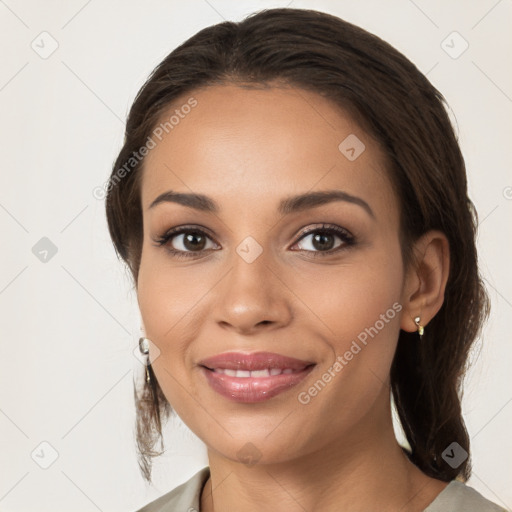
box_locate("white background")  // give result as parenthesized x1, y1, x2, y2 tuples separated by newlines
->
(0, 1, 511, 510)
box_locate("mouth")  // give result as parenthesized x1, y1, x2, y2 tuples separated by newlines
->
(198, 351, 316, 403)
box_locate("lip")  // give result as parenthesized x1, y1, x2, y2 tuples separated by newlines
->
(199, 351, 315, 371)
(199, 351, 316, 403)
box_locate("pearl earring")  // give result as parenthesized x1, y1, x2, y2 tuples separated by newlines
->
(138, 337, 151, 384)
(414, 317, 424, 340)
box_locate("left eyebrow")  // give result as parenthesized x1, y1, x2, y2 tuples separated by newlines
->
(278, 190, 375, 219)
(148, 189, 374, 219)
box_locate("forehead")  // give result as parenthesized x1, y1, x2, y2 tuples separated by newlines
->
(140, 84, 397, 222)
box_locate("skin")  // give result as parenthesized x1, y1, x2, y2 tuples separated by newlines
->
(136, 84, 451, 512)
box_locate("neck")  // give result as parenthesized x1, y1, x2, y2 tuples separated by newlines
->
(200, 391, 448, 512)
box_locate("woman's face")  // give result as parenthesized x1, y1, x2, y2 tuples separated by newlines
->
(137, 84, 408, 464)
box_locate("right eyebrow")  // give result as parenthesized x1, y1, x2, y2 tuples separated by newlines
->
(149, 191, 218, 213)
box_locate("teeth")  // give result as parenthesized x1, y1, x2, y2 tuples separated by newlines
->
(251, 369, 271, 377)
(213, 368, 299, 377)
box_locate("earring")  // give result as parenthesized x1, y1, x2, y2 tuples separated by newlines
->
(414, 317, 424, 340)
(139, 337, 150, 355)
(138, 337, 151, 384)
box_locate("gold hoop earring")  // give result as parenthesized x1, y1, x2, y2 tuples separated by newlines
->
(414, 317, 424, 340)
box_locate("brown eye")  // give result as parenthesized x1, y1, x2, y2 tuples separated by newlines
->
(167, 230, 216, 253)
(179, 232, 207, 251)
(154, 226, 219, 259)
(293, 226, 354, 254)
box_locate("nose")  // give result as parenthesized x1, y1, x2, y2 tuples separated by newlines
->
(212, 250, 293, 335)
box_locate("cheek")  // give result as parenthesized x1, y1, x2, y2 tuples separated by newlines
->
(327, 260, 403, 410)
(333, 264, 403, 351)
(342, 255, 402, 365)
(137, 248, 210, 340)
(136, 250, 215, 402)
(291, 239, 404, 398)
(295, 237, 403, 341)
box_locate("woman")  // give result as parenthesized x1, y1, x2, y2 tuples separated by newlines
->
(105, 8, 506, 512)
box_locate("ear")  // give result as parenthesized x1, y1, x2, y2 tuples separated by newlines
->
(400, 230, 450, 333)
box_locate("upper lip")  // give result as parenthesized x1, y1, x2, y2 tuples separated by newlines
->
(199, 351, 315, 371)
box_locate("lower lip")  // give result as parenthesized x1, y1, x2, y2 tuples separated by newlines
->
(200, 365, 315, 403)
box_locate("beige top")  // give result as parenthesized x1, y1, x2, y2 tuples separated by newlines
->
(134, 466, 508, 512)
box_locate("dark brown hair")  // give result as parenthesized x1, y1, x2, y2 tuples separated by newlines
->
(105, 8, 489, 484)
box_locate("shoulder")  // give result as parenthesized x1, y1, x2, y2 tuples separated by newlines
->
(133, 466, 210, 512)
(424, 480, 508, 512)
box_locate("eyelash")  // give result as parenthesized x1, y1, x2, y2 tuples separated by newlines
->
(153, 224, 356, 260)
